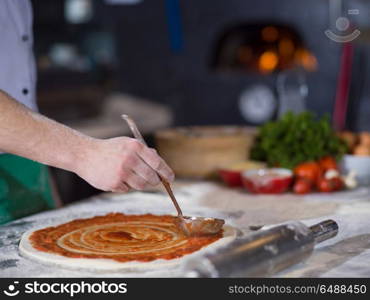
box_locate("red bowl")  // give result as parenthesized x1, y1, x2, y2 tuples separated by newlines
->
(241, 168, 293, 194)
(219, 169, 243, 187)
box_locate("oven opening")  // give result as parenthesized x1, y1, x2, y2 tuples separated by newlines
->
(211, 23, 318, 74)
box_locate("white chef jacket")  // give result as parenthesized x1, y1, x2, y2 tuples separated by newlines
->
(0, 0, 37, 111)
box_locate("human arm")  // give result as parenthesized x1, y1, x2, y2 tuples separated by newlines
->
(0, 89, 174, 192)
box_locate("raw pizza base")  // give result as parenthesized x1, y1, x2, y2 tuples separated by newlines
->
(19, 225, 237, 272)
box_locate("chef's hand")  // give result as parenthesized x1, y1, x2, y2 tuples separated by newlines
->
(75, 137, 174, 192)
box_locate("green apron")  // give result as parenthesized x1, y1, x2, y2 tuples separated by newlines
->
(0, 154, 55, 225)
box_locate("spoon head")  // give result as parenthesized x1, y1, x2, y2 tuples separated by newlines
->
(175, 216, 225, 236)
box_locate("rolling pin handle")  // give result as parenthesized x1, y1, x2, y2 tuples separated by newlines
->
(309, 219, 338, 244)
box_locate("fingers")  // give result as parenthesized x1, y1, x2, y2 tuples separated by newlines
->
(137, 147, 175, 182)
(81, 137, 172, 193)
(112, 182, 130, 193)
(131, 153, 161, 186)
(111, 137, 175, 191)
(122, 168, 151, 190)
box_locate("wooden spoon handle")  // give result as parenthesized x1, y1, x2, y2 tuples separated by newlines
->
(122, 114, 183, 217)
(159, 176, 183, 216)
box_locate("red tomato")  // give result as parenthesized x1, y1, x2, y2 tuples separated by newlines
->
(318, 156, 338, 171)
(331, 177, 344, 190)
(294, 162, 322, 182)
(317, 178, 332, 192)
(293, 178, 312, 194)
(317, 177, 343, 193)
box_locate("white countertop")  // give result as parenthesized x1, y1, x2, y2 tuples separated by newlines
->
(1, 181, 370, 277)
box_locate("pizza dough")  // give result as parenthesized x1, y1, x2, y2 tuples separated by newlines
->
(19, 213, 237, 271)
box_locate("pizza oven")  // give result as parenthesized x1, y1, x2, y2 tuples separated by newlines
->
(209, 22, 317, 124)
(211, 23, 317, 74)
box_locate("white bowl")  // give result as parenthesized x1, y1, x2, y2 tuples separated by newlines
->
(340, 154, 370, 186)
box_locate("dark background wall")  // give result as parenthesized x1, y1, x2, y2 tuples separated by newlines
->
(32, 0, 370, 128)
(106, 0, 343, 126)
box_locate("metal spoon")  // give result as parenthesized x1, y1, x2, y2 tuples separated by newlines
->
(121, 114, 225, 236)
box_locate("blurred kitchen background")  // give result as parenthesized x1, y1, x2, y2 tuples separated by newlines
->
(31, 0, 370, 203)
